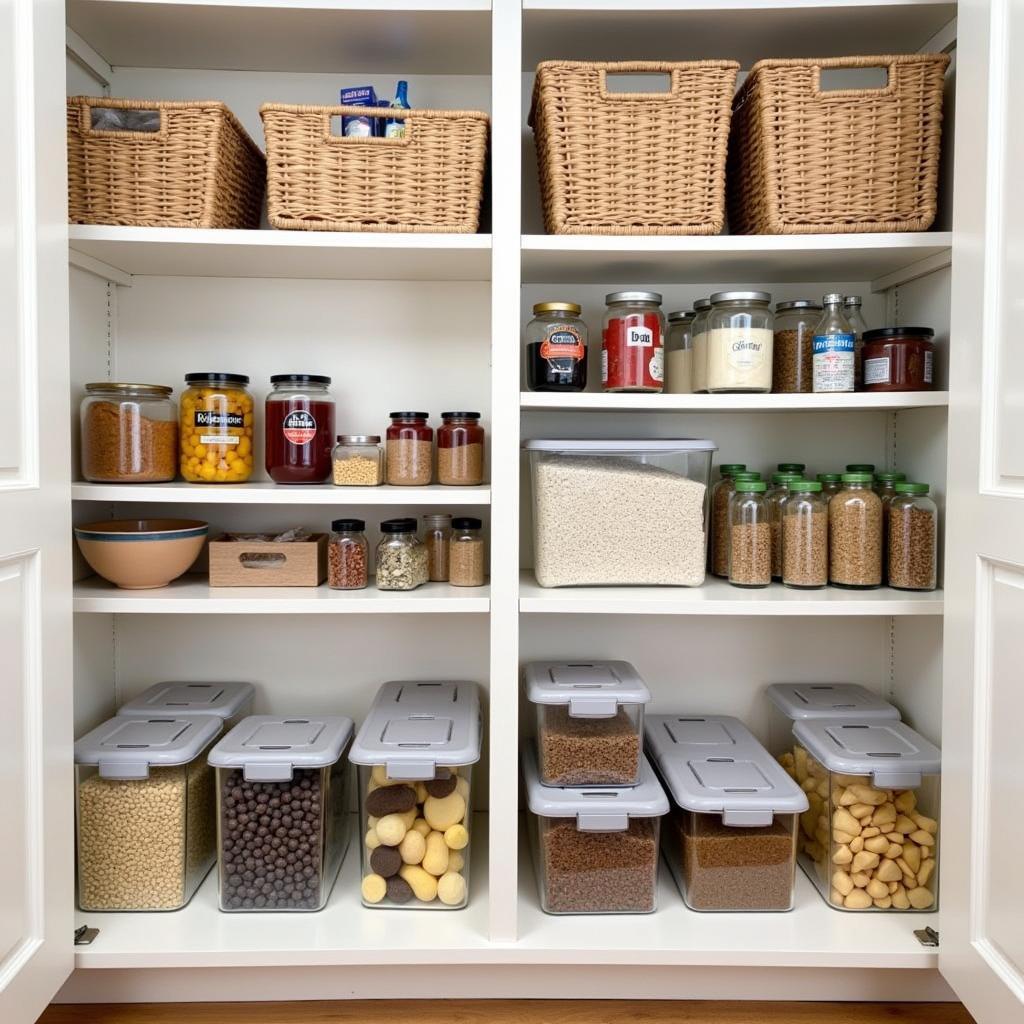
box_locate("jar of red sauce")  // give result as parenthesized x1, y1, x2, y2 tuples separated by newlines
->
(437, 412, 484, 486)
(602, 291, 665, 392)
(265, 374, 335, 484)
(861, 328, 935, 392)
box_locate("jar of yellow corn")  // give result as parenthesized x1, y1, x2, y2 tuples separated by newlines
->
(179, 373, 254, 483)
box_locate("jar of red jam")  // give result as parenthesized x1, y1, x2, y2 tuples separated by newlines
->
(601, 291, 665, 393)
(265, 374, 335, 484)
(861, 328, 935, 392)
(386, 412, 433, 486)
(437, 412, 484, 486)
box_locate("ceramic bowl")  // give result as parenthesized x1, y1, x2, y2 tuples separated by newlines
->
(74, 519, 208, 590)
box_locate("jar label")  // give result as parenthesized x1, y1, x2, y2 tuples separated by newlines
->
(649, 348, 664, 382)
(812, 332, 855, 392)
(603, 313, 663, 390)
(726, 331, 768, 371)
(863, 355, 891, 385)
(200, 434, 239, 446)
(626, 324, 654, 348)
(924, 350, 933, 384)
(194, 410, 243, 429)
(601, 347, 608, 384)
(540, 325, 584, 362)
(282, 409, 317, 446)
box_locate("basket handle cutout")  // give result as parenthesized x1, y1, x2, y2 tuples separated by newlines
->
(815, 64, 893, 97)
(323, 109, 413, 146)
(84, 104, 165, 138)
(237, 552, 287, 570)
(599, 67, 680, 101)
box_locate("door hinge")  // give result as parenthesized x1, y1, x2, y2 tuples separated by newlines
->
(74, 924, 99, 945)
(914, 925, 939, 947)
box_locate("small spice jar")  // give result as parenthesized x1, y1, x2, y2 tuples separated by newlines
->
(772, 300, 820, 394)
(81, 383, 177, 483)
(817, 473, 843, 501)
(711, 468, 758, 578)
(862, 328, 935, 392)
(449, 517, 485, 587)
(332, 435, 384, 486)
(888, 483, 938, 591)
(707, 291, 774, 393)
(829, 473, 883, 589)
(782, 481, 828, 590)
(729, 479, 771, 588)
(328, 518, 369, 591)
(526, 302, 588, 392)
(601, 291, 665, 393)
(766, 472, 803, 580)
(422, 513, 452, 582)
(437, 412, 485, 486)
(375, 517, 428, 591)
(180, 373, 254, 483)
(689, 298, 712, 393)
(265, 374, 335, 484)
(386, 412, 433, 486)
(664, 310, 695, 394)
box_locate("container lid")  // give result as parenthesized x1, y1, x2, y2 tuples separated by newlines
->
(894, 482, 930, 494)
(844, 295, 863, 305)
(533, 301, 581, 315)
(389, 411, 429, 419)
(208, 715, 354, 782)
(841, 472, 873, 483)
(863, 327, 935, 341)
(523, 742, 668, 831)
(452, 516, 482, 530)
(693, 298, 712, 311)
(605, 290, 662, 304)
(846, 464, 875, 473)
(735, 480, 766, 492)
(184, 372, 249, 385)
(645, 715, 808, 826)
(85, 382, 172, 396)
(874, 472, 907, 482)
(792, 719, 941, 788)
(709, 290, 771, 303)
(667, 310, 694, 323)
(790, 480, 822, 492)
(331, 518, 365, 532)
(817, 473, 842, 482)
(441, 411, 481, 419)
(777, 463, 805, 472)
(718, 463, 747, 475)
(349, 680, 482, 779)
(775, 300, 821, 312)
(380, 517, 417, 533)
(522, 438, 716, 453)
(269, 373, 331, 385)
(117, 681, 254, 721)
(523, 661, 651, 717)
(75, 714, 223, 779)
(770, 472, 802, 484)
(336, 434, 381, 444)
(766, 683, 901, 723)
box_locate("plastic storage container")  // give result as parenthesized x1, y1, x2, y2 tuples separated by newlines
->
(208, 715, 354, 911)
(646, 714, 808, 912)
(791, 718, 940, 912)
(117, 681, 255, 731)
(524, 439, 716, 587)
(74, 714, 222, 911)
(524, 660, 651, 787)
(350, 680, 481, 909)
(523, 742, 667, 915)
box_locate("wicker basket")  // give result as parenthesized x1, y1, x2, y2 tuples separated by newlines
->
(529, 61, 740, 235)
(727, 55, 950, 235)
(67, 97, 265, 229)
(260, 104, 489, 233)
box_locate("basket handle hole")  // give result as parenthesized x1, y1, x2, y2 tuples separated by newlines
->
(603, 72, 674, 96)
(818, 66, 889, 93)
(90, 107, 161, 133)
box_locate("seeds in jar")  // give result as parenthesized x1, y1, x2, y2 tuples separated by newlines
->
(783, 507, 828, 588)
(376, 541, 429, 590)
(82, 398, 178, 483)
(829, 480, 882, 588)
(333, 454, 382, 485)
(328, 536, 368, 590)
(729, 522, 771, 586)
(539, 706, 640, 787)
(438, 443, 483, 486)
(450, 535, 485, 587)
(889, 504, 937, 590)
(386, 439, 433, 486)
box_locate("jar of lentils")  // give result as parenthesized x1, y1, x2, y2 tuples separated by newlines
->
(829, 473, 883, 589)
(450, 517, 485, 587)
(422, 513, 452, 583)
(729, 480, 771, 588)
(437, 412, 485, 486)
(817, 473, 843, 501)
(601, 291, 665, 392)
(888, 483, 938, 591)
(766, 472, 803, 580)
(328, 518, 368, 591)
(772, 300, 820, 394)
(782, 481, 828, 589)
(712, 468, 758, 578)
(332, 435, 384, 486)
(386, 412, 433, 486)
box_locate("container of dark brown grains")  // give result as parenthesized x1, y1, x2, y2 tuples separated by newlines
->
(646, 714, 808, 912)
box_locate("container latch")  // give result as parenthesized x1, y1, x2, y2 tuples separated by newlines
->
(721, 809, 774, 827)
(98, 760, 149, 780)
(576, 812, 629, 832)
(386, 759, 436, 781)
(243, 763, 294, 783)
(568, 696, 618, 718)
(871, 771, 923, 789)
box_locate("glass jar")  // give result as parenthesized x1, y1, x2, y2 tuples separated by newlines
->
(450, 517, 485, 587)
(843, 295, 869, 389)
(817, 473, 843, 501)
(332, 434, 384, 486)
(874, 471, 907, 500)
(729, 479, 771, 588)
(664, 310, 695, 394)
(777, 463, 805, 476)
(422, 513, 452, 583)
(847, 463, 875, 474)
(811, 294, 856, 394)
(782, 481, 828, 589)
(526, 301, 588, 392)
(437, 412, 485, 486)
(180, 373, 254, 483)
(829, 473, 883, 589)
(375, 518, 429, 590)
(328, 518, 369, 591)
(862, 328, 936, 392)
(888, 483, 938, 591)
(767, 472, 803, 580)
(772, 300, 820, 394)
(265, 374, 335, 484)
(81, 382, 177, 483)
(689, 298, 712, 393)
(706, 291, 774, 393)
(711, 468, 758, 578)
(601, 291, 665, 392)
(386, 412, 433, 486)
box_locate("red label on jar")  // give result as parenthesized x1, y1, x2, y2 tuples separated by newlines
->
(602, 313, 663, 391)
(282, 409, 317, 445)
(539, 326, 585, 362)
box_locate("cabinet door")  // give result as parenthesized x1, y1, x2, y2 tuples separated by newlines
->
(0, 0, 74, 1020)
(939, 0, 1024, 1020)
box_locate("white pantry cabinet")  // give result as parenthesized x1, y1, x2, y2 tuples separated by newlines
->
(2, 0, 1023, 1021)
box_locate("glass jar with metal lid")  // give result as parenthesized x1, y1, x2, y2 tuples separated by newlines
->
(332, 435, 383, 486)
(664, 310, 695, 394)
(602, 291, 665, 393)
(689, 298, 712, 393)
(526, 301, 588, 392)
(180, 373, 254, 483)
(265, 374, 336, 484)
(772, 300, 820, 394)
(707, 291, 774, 393)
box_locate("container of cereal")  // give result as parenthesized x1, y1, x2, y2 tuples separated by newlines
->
(117, 680, 255, 731)
(74, 714, 223, 911)
(350, 680, 481, 909)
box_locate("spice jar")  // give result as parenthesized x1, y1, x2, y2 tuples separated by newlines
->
(829, 473, 883, 589)
(386, 412, 433, 486)
(526, 302, 587, 392)
(706, 291, 773, 393)
(422, 513, 452, 582)
(180, 373, 254, 483)
(664, 310, 695, 394)
(328, 518, 369, 591)
(711, 469, 758, 578)
(437, 412, 485, 486)
(265, 374, 335, 484)
(81, 383, 177, 483)
(817, 473, 842, 501)
(729, 479, 771, 588)
(375, 518, 428, 591)
(888, 483, 938, 591)
(782, 481, 828, 589)
(772, 301, 820, 394)
(332, 434, 384, 486)
(450, 517, 485, 587)
(766, 472, 802, 580)
(689, 298, 712, 393)
(844, 296, 869, 388)
(601, 291, 665, 393)
(862, 328, 936, 392)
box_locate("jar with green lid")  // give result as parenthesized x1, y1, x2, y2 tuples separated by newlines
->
(817, 473, 843, 501)
(846, 463, 875, 474)
(888, 483, 937, 591)
(711, 467, 755, 577)
(728, 480, 770, 588)
(526, 301, 588, 392)
(777, 463, 805, 476)
(873, 471, 907, 501)
(665, 310, 695, 394)
(766, 472, 803, 580)
(829, 473, 882, 589)
(689, 298, 712, 393)
(782, 481, 827, 589)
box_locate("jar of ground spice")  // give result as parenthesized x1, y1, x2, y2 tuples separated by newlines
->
(729, 479, 771, 588)
(328, 518, 369, 591)
(772, 300, 820, 394)
(766, 472, 802, 580)
(829, 473, 883, 589)
(782, 481, 828, 589)
(422, 513, 452, 582)
(449, 517, 485, 587)
(386, 412, 433, 486)
(437, 412, 484, 486)
(81, 383, 177, 483)
(888, 483, 938, 591)
(709, 465, 752, 577)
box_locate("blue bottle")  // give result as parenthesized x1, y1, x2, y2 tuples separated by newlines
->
(385, 81, 410, 139)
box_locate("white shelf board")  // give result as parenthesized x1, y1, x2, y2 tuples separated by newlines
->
(68, 226, 492, 283)
(521, 392, 949, 413)
(74, 574, 490, 614)
(519, 573, 943, 616)
(71, 482, 491, 505)
(521, 234, 952, 288)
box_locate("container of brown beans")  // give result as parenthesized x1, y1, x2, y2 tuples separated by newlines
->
(888, 483, 938, 591)
(829, 473, 883, 589)
(437, 412, 484, 486)
(772, 300, 820, 394)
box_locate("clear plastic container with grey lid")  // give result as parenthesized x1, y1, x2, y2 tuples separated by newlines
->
(524, 660, 651, 787)
(74, 714, 223, 911)
(523, 741, 668, 915)
(349, 681, 481, 909)
(207, 715, 354, 912)
(117, 681, 255, 730)
(645, 714, 808, 912)
(791, 718, 940, 912)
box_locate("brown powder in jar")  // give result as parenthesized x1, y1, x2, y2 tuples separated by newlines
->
(450, 537, 485, 587)
(888, 504, 937, 590)
(539, 706, 640, 786)
(729, 522, 771, 586)
(783, 508, 828, 588)
(386, 439, 433, 486)
(438, 443, 484, 485)
(82, 400, 177, 482)
(425, 533, 450, 582)
(772, 329, 813, 394)
(829, 491, 882, 587)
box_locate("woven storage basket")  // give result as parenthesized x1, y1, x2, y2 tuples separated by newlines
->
(727, 54, 950, 235)
(529, 60, 740, 235)
(260, 104, 489, 233)
(67, 97, 265, 229)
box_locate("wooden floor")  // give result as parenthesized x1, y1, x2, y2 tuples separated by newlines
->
(39, 1001, 976, 1024)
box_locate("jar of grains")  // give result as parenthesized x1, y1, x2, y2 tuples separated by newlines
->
(706, 291, 774, 393)
(862, 328, 935, 392)
(729, 480, 771, 588)
(601, 291, 665, 393)
(766, 472, 803, 580)
(689, 298, 712, 393)
(874, 471, 907, 501)
(81, 383, 177, 483)
(328, 518, 369, 591)
(386, 412, 433, 486)
(711, 469, 758, 578)
(450, 517, 485, 587)
(829, 473, 883, 589)
(525, 301, 588, 392)
(375, 518, 429, 591)
(664, 311, 695, 394)
(423, 513, 452, 582)
(180, 373, 254, 483)
(332, 435, 384, 486)
(772, 300, 820, 394)
(437, 412, 485, 486)
(817, 473, 843, 501)
(265, 374, 335, 484)
(888, 483, 938, 591)
(782, 481, 828, 589)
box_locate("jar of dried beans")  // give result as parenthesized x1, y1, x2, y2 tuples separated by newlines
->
(328, 518, 369, 591)
(711, 468, 758, 578)
(729, 479, 771, 588)
(782, 481, 828, 589)
(81, 383, 177, 483)
(375, 518, 429, 591)
(829, 473, 883, 589)
(888, 483, 938, 591)
(386, 412, 433, 486)
(422, 513, 452, 583)
(180, 373, 254, 483)
(772, 300, 820, 394)
(449, 517, 485, 587)
(332, 435, 384, 486)
(437, 412, 484, 486)
(601, 291, 665, 393)
(706, 291, 773, 393)
(766, 472, 802, 580)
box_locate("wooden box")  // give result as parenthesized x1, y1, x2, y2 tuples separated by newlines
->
(208, 533, 328, 588)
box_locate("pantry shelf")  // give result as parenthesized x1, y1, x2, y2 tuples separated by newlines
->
(520, 393, 950, 413)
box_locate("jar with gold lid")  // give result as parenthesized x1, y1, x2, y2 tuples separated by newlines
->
(526, 301, 588, 392)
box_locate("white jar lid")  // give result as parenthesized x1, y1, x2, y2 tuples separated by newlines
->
(766, 683, 900, 722)
(75, 715, 223, 780)
(523, 660, 650, 717)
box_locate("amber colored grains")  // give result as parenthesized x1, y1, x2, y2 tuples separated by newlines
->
(889, 505, 937, 590)
(438, 443, 484, 486)
(539, 706, 640, 787)
(82, 400, 177, 482)
(729, 522, 771, 587)
(772, 329, 813, 394)
(829, 491, 883, 587)
(783, 508, 828, 588)
(386, 439, 433, 485)
(450, 537, 485, 587)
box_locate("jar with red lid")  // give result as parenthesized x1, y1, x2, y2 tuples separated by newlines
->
(265, 374, 335, 484)
(437, 412, 485, 486)
(862, 328, 935, 392)
(386, 412, 433, 486)
(601, 291, 665, 393)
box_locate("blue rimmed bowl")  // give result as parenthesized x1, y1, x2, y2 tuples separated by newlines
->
(74, 519, 208, 589)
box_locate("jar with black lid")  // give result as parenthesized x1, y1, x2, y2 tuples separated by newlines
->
(526, 302, 588, 392)
(265, 374, 335, 484)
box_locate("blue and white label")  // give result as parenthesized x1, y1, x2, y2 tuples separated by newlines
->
(812, 332, 855, 393)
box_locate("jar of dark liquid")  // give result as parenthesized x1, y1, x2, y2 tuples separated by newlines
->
(526, 301, 587, 392)
(265, 374, 335, 484)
